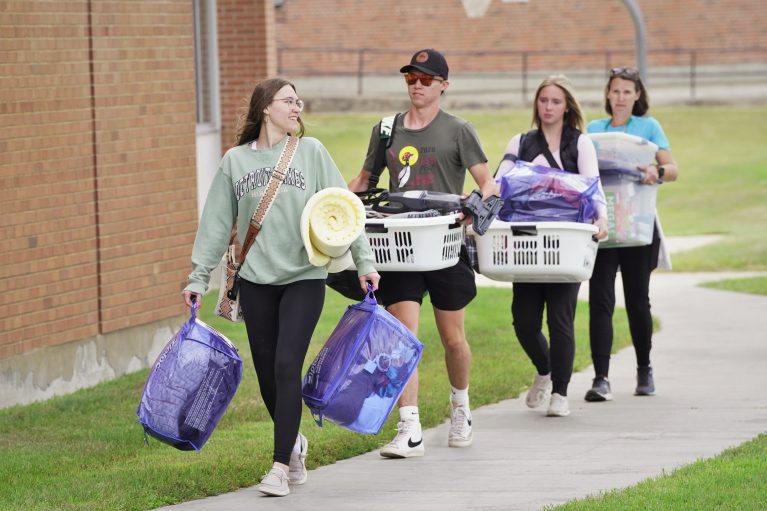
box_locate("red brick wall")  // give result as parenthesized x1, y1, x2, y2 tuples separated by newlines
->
(0, 0, 199, 357)
(90, 1, 197, 334)
(1, 1, 99, 358)
(274, 0, 767, 75)
(217, 0, 276, 150)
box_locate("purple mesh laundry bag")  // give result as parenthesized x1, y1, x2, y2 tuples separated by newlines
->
(302, 288, 423, 434)
(498, 161, 604, 223)
(137, 304, 242, 451)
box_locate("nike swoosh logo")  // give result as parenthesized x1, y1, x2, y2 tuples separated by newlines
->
(408, 438, 423, 448)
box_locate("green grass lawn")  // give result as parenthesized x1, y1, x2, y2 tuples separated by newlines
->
(550, 433, 767, 511)
(701, 275, 767, 296)
(2, 106, 765, 510)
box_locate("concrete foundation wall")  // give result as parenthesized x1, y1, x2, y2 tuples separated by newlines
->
(0, 314, 184, 409)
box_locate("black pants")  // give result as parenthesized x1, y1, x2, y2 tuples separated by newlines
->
(512, 282, 581, 396)
(588, 242, 656, 377)
(239, 278, 325, 465)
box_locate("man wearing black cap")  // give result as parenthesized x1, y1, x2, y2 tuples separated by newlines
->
(349, 48, 497, 458)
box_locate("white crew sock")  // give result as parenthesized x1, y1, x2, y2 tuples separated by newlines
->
(451, 385, 470, 408)
(399, 406, 420, 423)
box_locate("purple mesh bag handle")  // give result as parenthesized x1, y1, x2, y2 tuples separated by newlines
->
(364, 283, 378, 306)
(190, 297, 199, 320)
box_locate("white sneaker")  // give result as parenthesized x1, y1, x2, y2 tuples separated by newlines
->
(546, 393, 570, 417)
(257, 467, 290, 497)
(288, 432, 308, 485)
(448, 400, 473, 447)
(526, 373, 552, 409)
(380, 420, 424, 458)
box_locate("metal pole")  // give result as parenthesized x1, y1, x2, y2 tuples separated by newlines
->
(621, 0, 648, 84)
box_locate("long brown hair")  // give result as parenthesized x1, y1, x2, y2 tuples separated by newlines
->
(604, 68, 650, 116)
(531, 74, 585, 132)
(235, 78, 305, 146)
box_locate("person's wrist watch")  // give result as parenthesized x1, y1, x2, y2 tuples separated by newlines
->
(657, 165, 665, 179)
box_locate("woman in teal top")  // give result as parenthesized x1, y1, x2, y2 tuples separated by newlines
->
(585, 67, 679, 402)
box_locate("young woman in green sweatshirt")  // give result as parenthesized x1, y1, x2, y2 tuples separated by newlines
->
(183, 78, 379, 497)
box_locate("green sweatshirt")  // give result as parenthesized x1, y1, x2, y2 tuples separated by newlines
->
(186, 136, 376, 295)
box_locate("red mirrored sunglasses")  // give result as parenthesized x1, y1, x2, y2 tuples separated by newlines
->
(403, 72, 444, 86)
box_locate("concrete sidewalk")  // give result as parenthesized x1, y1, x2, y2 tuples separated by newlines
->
(157, 238, 767, 511)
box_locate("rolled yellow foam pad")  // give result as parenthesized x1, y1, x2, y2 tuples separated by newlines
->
(300, 187, 365, 270)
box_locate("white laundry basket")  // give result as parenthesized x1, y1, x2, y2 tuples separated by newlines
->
(471, 220, 599, 282)
(352, 214, 464, 271)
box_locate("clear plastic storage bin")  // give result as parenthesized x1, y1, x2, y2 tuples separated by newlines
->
(600, 168, 658, 248)
(471, 220, 599, 282)
(352, 214, 463, 271)
(589, 132, 658, 171)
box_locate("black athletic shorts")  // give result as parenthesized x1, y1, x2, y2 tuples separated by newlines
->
(374, 246, 477, 311)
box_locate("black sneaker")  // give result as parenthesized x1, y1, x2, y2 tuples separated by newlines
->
(635, 366, 655, 396)
(584, 376, 613, 402)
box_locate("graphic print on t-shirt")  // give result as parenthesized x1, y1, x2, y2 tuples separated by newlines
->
(397, 146, 418, 187)
(393, 145, 437, 189)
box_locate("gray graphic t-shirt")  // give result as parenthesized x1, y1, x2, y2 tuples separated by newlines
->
(363, 110, 487, 195)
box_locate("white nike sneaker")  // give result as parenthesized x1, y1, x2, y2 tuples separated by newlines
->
(448, 399, 473, 447)
(288, 432, 308, 485)
(380, 420, 424, 458)
(526, 373, 552, 409)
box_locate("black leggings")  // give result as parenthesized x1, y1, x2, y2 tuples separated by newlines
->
(512, 282, 581, 396)
(239, 278, 325, 465)
(589, 244, 655, 377)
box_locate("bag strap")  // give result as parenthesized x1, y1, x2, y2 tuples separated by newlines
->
(367, 113, 400, 189)
(239, 136, 300, 264)
(536, 129, 562, 170)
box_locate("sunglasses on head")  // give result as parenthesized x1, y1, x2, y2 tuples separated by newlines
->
(403, 72, 444, 86)
(610, 67, 640, 78)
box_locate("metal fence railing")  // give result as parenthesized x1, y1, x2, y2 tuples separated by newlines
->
(277, 46, 767, 104)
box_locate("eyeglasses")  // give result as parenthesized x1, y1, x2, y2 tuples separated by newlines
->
(403, 73, 444, 87)
(272, 97, 304, 112)
(609, 67, 640, 78)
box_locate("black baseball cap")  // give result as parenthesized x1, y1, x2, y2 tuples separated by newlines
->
(399, 49, 449, 80)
